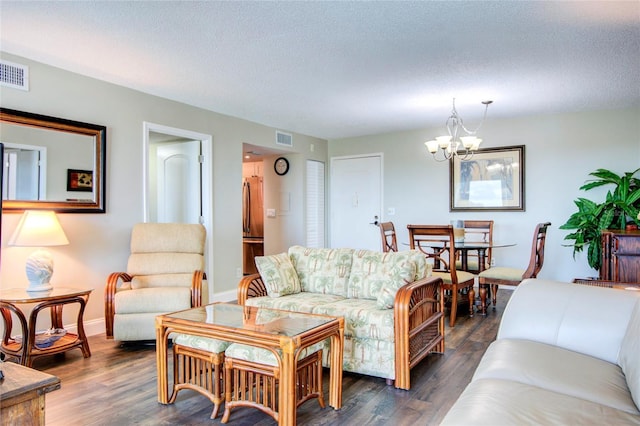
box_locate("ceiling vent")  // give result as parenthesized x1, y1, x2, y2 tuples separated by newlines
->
(276, 131, 293, 147)
(0, 60, 29, 91)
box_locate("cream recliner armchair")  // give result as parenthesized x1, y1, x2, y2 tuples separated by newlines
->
(105, 223, 208, 341)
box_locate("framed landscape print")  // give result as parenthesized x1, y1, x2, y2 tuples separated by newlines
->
(449, 145, 525, 211)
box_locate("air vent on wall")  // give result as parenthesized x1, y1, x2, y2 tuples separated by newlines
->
(0, 60, 29, 91)
(276, 131, 293, 147)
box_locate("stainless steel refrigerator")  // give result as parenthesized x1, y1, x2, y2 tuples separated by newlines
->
(242, 176, 264, 274)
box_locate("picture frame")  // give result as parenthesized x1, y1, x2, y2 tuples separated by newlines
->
(449, 145, 525, 211)
(66, 169, 93, 192)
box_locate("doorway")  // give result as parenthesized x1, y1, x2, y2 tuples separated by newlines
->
(1, 142, 47, 201)
(330, 154, 383, 250)
(143, 122, 213, 289)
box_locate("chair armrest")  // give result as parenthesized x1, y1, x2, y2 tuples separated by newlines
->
(498, 279, 640, 363)
(394, 276, 444, 390)
(104, 272, 132, 339)
(237, 273, 267, 305)
(191, 270, 207, 307)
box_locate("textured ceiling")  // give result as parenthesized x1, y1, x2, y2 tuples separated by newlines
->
(1, 1, 639, 139)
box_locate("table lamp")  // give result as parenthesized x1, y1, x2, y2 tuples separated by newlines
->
(8, 210, 69, 293)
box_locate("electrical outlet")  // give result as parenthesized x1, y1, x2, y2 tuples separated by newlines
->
(491, 258, 496, 267)
(236, 267, 242, 278)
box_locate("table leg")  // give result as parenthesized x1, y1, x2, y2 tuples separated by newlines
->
(0, 304, 29, 366)
(279, 346, 296, 425)
(461, 250, 468, 272)
(329, 323, 344, 410)
(156, 320, 169, 404)
(76, 296, 91, 358)
(477, 248, 487, 273)
(50, 304, 64, 329)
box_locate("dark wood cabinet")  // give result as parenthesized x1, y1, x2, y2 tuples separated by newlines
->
(600, 229, 640, 283)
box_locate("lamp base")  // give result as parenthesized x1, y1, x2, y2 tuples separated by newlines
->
(26, 282, 54, 293)
(25, 249, 54, 293)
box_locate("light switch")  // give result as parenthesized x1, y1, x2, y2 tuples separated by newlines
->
(266, 208, 276, 218)
(387, 207, 396, 216)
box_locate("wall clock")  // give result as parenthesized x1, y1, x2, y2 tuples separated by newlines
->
(274, 157, 289, 176)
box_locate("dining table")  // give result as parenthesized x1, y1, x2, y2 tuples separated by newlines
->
(404, 240, 516, 273)
(451, 240, 516, 273)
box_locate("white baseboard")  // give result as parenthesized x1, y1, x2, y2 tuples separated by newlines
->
(74, 289, 238, 337)
(209, 289, 237, 303)
(65, 317, 106, 337)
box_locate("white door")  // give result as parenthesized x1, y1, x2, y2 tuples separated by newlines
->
(330, 154, 383, 250)
(156, 140, 201, 223)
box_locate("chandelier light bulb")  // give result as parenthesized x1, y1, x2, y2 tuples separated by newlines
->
(425, 98, 492, 162)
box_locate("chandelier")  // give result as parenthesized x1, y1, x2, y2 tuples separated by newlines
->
(425, 98, 493, 162)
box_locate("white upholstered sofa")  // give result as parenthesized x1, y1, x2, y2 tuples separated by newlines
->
(238, 246, 444, 390)
(441, 279, 640, 425)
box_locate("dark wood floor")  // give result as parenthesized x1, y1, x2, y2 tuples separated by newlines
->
(30, 291, 511, 425)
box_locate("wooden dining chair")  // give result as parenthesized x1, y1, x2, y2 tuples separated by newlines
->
(457, 220, 494, 272)
(477, 222, 551, 314)
(379, 221, 398, 252)
(407, 224, 476, 327)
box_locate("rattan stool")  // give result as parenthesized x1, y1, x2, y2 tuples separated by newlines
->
(221, 343, 325, 423)
(170, 334, 230, 419)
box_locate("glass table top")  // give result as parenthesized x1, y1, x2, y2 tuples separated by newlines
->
(0, 287, 92, 303)
(163, 303, 336, 338)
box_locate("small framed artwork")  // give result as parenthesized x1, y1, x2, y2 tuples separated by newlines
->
(67, 169, 93, 192)
(449, 145, 525, 211)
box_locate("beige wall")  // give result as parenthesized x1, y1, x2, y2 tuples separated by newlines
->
(328, 107, 640, 282)
(0, 52, 328, 333)
(2, 50, 638, 335)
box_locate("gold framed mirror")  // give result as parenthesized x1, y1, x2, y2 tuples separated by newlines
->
(1, 108, 106, 213)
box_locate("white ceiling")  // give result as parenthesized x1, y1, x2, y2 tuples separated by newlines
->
(1, 1, 639, 140)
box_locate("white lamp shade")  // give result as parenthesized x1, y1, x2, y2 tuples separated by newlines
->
(436, 136, 452, 148)
(460, 136, 476, 149)
(9, 211, 69, 292)
(425, 140, 439, 153)
(8, 210, 69, 247)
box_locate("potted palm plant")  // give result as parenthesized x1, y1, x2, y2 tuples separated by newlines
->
(560, 168, 640, 271)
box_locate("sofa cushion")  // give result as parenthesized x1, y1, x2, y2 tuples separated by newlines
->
(130, 273, 195, 289)
(312, 298, 394, 342)
(618, 298, 640, 410)
(497, 280, 640, 364)
(114, 287, 191, 314)
(225, 342, 325, 367)
(376, 250, 432, 309)
(440, 378, 640, 425)
(474, 338, 639, 415)
(347, 250, 417, 300)
(173, 333, 230, 353)
(288, 246, 354, 296)
(244, 292, 344, 314)
(255, 252, 301, 298)
(409, 250, 431, 281)
(128, 253, 204, 277)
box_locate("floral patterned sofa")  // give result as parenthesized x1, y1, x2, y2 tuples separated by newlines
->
(237, 246, 444, 390)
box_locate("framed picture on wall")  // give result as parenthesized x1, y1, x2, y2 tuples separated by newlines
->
(67, 169, 93, 192)
(449, 145, 525, 211)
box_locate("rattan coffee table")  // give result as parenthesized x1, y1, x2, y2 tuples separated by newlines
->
(156, 303, 344, 426)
